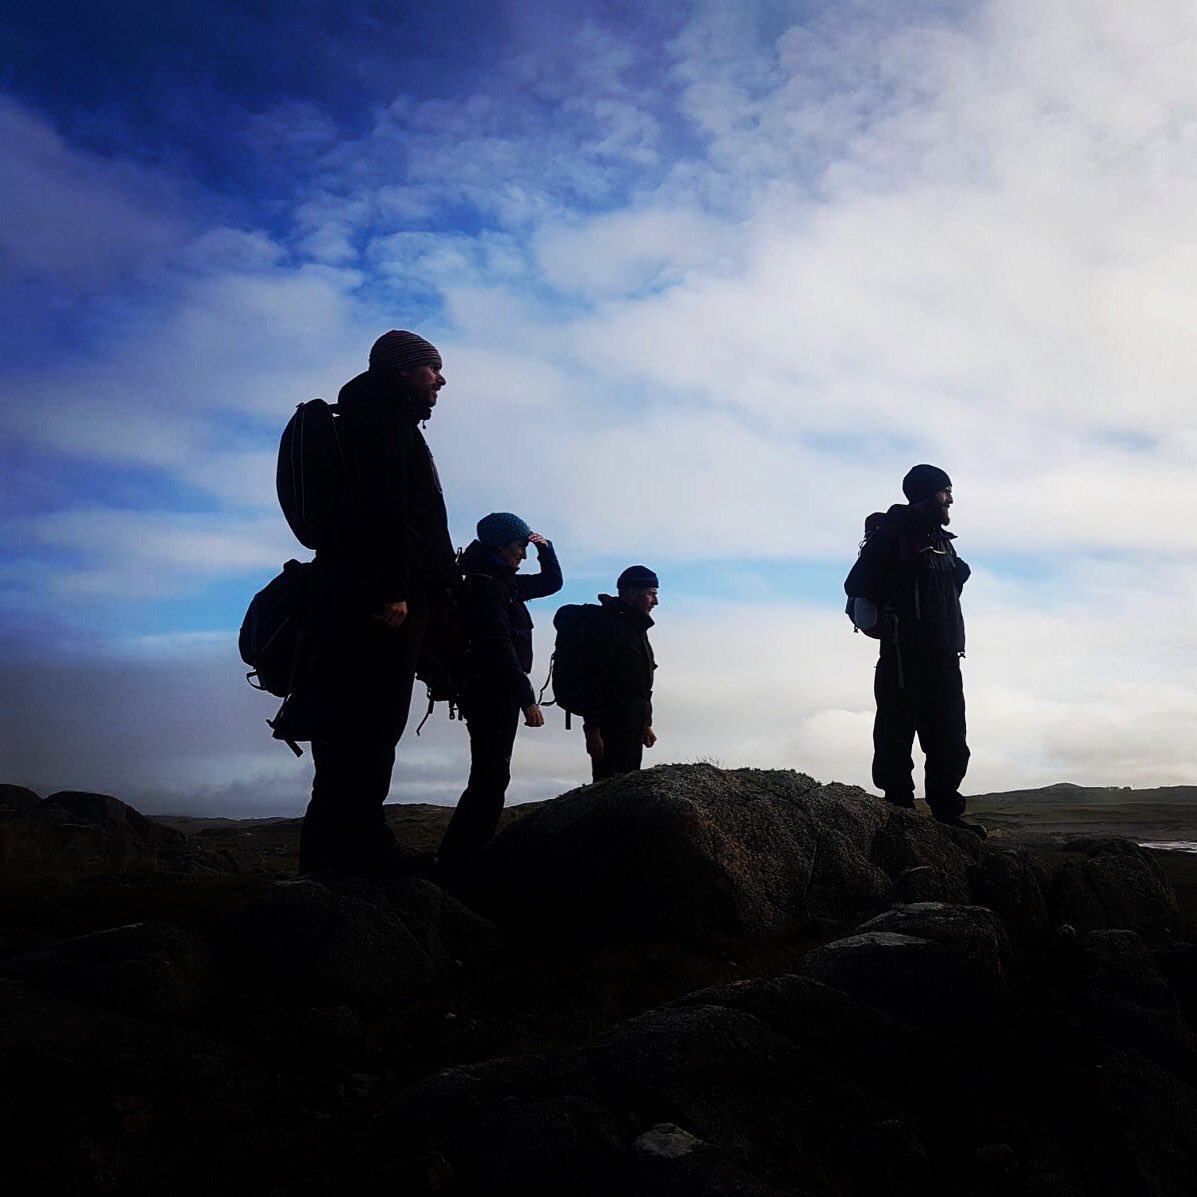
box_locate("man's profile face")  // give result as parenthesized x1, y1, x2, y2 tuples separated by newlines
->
(621, 587, 659, 615)
(397, 364, 446, 408)
(932, 487, 952, 525)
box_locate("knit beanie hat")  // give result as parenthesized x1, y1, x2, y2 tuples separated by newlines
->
(617, 565, 659, 590)
(368, 330, 443, 373)
(477, 512, 532, 547)
(902, 464, 952, 504)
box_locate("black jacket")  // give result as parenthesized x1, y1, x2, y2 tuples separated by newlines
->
(459, 538, 563, 709)
(844, 504, 970, 656)
(583, 595, 656, 730)
(319, 369, 457, 605)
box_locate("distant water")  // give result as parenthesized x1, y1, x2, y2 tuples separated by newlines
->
(1139, 841, 1197, 855)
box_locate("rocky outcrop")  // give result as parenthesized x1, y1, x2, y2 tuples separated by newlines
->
(0, 921, 222, 1022)
(0, 788, 236, 878)
(215, 876, 504, 1011)
(1050, 838, 1183, 945)
(3, 767, 1194, 1197)
(456, 766, 921, 942)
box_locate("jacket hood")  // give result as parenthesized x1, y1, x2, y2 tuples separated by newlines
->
(460, 539, 513, 577)
(599, 592, 655, 629)
(337, 369, 428, 422)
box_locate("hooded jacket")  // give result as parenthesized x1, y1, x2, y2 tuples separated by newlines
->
(459, 537, 563, 709)
(844, 504, 970, 656)
(320, 369, 457, 605)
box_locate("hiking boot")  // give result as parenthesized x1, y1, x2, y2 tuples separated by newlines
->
(884, 792, 916, 810)
(933, 814, 987, 839)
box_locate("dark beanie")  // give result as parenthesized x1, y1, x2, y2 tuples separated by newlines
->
(617, 565, 659, 590)
(369, 330, 442, 373)
(902, 464, 952, 504)
(477, 512, 532, 547)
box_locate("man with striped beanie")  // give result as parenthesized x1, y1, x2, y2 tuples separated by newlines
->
(295, 329, 458, 876)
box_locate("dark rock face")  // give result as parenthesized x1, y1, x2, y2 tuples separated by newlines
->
(0, 921, 222, 1022)
(216, 876, 504, 1010)
(801, 903, 1020, 1040)
(4, 766, 1195, 1197)
(1050, 839, 1183, 944)
(456, 766, 897, 943)
(0, 784, 40, 809)
(0, 788, 235, 878)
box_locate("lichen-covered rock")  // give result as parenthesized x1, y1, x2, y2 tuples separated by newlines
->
(0, 922, 222, 1022)
(967, 846, 1054, 954)
(1050, 839, 1183, 944)
(0, 783, 40, 809)
(0, 789, 235, 878)
(456, 765, 901, 943)
(800, 903, 1019, 1040)
(216, 876, 503, 1010)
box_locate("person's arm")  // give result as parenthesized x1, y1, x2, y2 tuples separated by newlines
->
(468, 579, 537, 709)
(515, 534, 563, 600)
(954, 555, 971, 595)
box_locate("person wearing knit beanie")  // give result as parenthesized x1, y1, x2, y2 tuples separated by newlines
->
(574, 564, 660, 783)
(288, 328, 457, 877)
(843, 463, 982, 837)
(436, 516, 563, 885)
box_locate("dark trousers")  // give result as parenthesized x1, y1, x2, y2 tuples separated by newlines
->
(872, 649, 969, 819)
(591, 704, 647, 782)
(297, 591, 428, 874)
(437, 694, 521, 880)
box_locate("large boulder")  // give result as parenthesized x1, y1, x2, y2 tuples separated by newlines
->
(455, 765, 938, 943)
(216, 876, 504, 1011)
(1050, 839, 1183, 945)
(799, 903, 1021, 1041)
(0, 789, 234, 878)
(0, 921, 222, 1022)
(0, 783, 40, 809)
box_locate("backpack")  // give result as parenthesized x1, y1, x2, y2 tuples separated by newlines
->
(845, 511, 894, 638)
(238, 559, 316, 755)
(414, 578, 470, 733)
(276, 399, 354, 551)
(542, 603, 612, 729)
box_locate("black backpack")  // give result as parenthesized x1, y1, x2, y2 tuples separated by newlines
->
(542, 603, 612, 728)
(276, 399, 354, 551)
(414, 576, 470, 733)
(238, 559, 316, 755)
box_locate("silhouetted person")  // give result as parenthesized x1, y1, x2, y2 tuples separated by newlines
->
(296, 330, 457, 874)
(584, 566, 659, 781)
(436, 513, 562, 882)
(845, 465, 983, 836)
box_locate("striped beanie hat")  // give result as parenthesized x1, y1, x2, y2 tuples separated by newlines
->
(369, 330, 442, 373)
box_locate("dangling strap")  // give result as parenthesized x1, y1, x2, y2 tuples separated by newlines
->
(537, 652, 557, 706)
(415, 688, 435, 735)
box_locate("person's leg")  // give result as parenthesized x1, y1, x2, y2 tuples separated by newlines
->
(590, 703, 647, 781)
(299, 593, 427, 874)
(437, 696, 520, 880)
(872, 648, 917, 808)
(916, 654, 971, 821)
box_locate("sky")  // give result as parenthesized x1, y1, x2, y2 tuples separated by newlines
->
(4, 0, 1197, 815)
